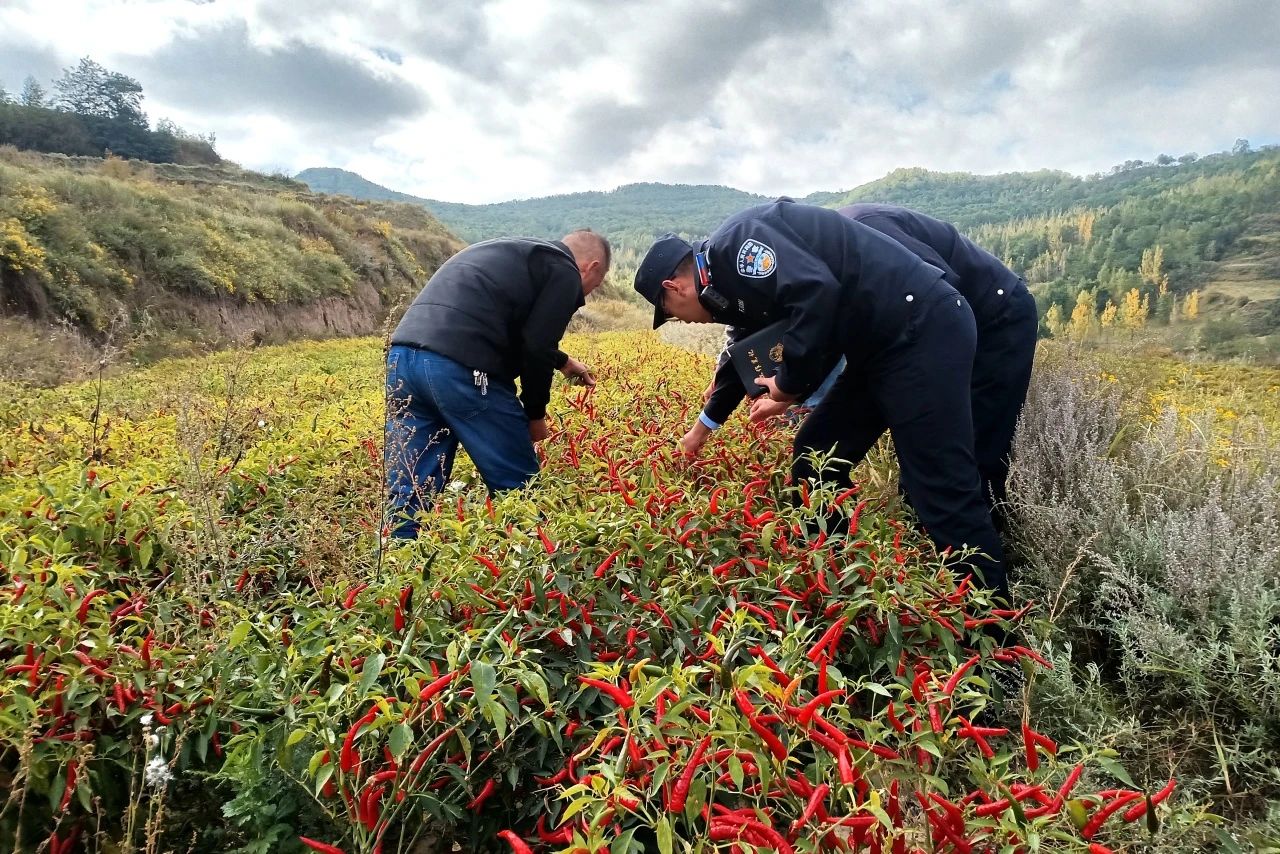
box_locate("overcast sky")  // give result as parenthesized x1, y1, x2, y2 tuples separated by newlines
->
(2, 0, 1277, 204)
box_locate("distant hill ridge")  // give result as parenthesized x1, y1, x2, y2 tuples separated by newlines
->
(300, 147, 1280, 357)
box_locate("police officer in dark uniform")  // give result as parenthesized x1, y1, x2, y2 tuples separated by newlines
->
(791, 204, 1038, 519)
(635, 199, 1009, 599)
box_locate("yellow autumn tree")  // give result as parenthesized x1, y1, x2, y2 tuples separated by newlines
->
(1044, 304, 1065, 338)
(1184, 289, 1201, 320)
(1120, 288, 1149, 330)
(1068, 289, 1096, 341)
(1140, 245, 1170, 303)
(1077, 210, 1096, 246)
(1100, 300, 1118, 328)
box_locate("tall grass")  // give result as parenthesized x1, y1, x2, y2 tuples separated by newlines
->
(1008, 343, 1280, 849)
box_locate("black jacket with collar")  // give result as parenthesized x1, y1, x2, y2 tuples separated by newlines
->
(839, 203, 1022, 326)
(702, 199, 952, 424)
(390, 238, 583, 420)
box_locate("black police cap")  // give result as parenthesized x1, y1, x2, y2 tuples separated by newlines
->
(634, 233, 693, 329)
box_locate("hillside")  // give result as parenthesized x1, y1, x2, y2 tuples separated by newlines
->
(0, 148, 464, 385)
(301, 146, 1280, 357)
(296, 167, 768, 246)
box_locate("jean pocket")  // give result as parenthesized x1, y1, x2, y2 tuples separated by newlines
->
(429, 364, 491, 422)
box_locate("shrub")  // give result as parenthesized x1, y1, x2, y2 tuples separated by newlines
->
(1008, 344, 1280, 829)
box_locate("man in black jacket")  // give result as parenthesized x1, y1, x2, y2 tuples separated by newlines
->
(635, 200, 1009, 598)
(744, 203, 1037, 519)
(387, 229, 610, 537)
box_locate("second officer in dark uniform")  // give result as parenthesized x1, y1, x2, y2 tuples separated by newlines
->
(635, 199, 1009, 599)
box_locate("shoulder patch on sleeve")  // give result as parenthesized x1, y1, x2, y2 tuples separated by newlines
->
(736, 238, 776, 278)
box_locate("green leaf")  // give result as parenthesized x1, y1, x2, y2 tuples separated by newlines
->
(560, 795, 593, 825)
(517, 671, 550, 707)
(655, 816, 673, 854)
(472, 660, 497, 704)
(685, 777, 706, 822)
(386, 723, 412, 758)
(487, 700, 508, 740)
(228, 621, 251, 650)
(611, 827, 638, 854)
(138, 539, 153, 571)
(314, 763, 334, 797)
(1094, 755, 1137, 788)
(359, 653, 386, 696)
(286, 728, 306, 747)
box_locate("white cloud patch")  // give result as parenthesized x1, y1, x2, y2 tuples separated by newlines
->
(0, 0, 1276, 203)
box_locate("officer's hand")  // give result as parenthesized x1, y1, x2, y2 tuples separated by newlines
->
(528, 418, 550, 443)
(679, 424, 711, 458)
(749, 396, 790, 424)
(754, 375, 798, 403)
(702, 378, 716, 403)
(560, 356, 596, 387)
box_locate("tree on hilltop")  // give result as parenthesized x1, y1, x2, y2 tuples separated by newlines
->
(54, 57, 147, 127)
(20, 75, 48, 108)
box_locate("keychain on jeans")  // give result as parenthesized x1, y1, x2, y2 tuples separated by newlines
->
(473, 370, 488, 395)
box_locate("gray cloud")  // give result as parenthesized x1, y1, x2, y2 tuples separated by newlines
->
(0, 43, 66, 95)
(132, 20, 427, 133)
(557, 0, 837, 165)
(1, 0, 1277, 202)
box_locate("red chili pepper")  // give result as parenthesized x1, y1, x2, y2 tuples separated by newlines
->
(59, 759, 78, 811)
(360, 783, 385, 830)
(593, 547, 625, 579)
(474, 555, 501, 577)
(496, 830, 534, 854)
(77, 588, 108, 622)
(418, 668, 462, 702)
(928, 701, 944, 734)
(1087, 845, 1115, 854)
(1082, 791, 1144, 839)
(1058, 761, 1085, 802)
(795, 690, 844, 726)
(668, 735, 711, 813)
(340, 707, 378, 773)
(808, 617, 849, 665)
(1122, 778, 1176, 822)
(299, 837, 345, 854)
(832, 487, 860, 508)
(578, 676, 635, 709)
(536, 526, 556, 554)
(709, 486, 727, 514)
(943, 654, 981, 696)
(409, 726, 459, 776)
(342, 583, 368, 610)
(792, 783, 831, 832)
(975, 798, 1011, 817)
(468, 778, 497, 811)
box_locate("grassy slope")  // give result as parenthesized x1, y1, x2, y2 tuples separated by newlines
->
(0, 148, 464, 382)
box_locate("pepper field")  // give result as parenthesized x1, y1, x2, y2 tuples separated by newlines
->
(0, 332, 1260, 853)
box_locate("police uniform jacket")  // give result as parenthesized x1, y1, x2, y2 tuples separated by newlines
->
(839, 204, 1023, 327)
(702, 200, 954, 426)
(390, 238, 583, 420)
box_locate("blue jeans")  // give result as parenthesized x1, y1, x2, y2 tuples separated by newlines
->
(385, 345, 539, 538)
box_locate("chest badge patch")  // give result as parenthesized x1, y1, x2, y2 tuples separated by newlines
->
(736, 239, 776, 278)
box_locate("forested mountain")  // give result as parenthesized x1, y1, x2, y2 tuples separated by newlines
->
(296, 167, 768, 246)
(300, 145, 1280, 355)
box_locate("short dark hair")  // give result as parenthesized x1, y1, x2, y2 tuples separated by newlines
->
(565, 228, 611, 271)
